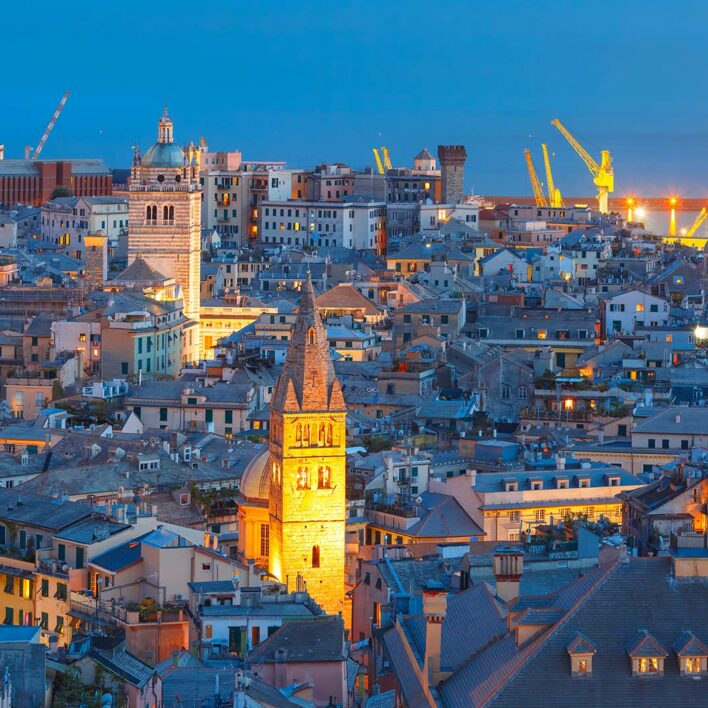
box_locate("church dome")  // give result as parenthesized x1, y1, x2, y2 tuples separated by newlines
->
(142, 142, 185, 168)
(239, 449, 271, 501)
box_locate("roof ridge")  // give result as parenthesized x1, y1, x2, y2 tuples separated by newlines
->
(480, 559, 620, 706)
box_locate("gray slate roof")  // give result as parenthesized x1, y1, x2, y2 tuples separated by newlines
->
(248, 616, 345, 663)
(0, 488, 92, 532)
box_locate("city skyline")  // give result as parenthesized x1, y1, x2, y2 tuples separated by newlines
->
(4, 0, 708, 196)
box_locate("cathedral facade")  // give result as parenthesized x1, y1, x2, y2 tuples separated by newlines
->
(128, 108, 201, 360)
(238, 274, 346, 617)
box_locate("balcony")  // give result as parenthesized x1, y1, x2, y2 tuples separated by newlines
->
(520, 406, 593, 422)
(69, 595, 186, 628)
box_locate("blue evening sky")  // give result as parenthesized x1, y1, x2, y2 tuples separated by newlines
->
(3, 0, 708, 197)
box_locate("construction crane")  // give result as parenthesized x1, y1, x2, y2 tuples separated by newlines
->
(32, 91, 70, 160)
(551, 118, 613, 213)
(683, 208, 707, 239)
(524, 149, 547, 207)
(372, 148, 384, 175)
(542, 143, 564, 208)
(381, 146, 393, 171)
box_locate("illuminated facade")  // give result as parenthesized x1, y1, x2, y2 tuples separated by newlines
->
(263, 273, 346, 616)
(128, 108, 201, 360)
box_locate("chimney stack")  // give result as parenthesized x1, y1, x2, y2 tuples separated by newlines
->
(493, 547, 524, 603)
(423, 582, 448, 687)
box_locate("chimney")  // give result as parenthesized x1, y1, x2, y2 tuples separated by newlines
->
(0, 145, 4, 161)
(466, 468, 477, 487)
(557, 455, 566, 471)
(493, 547, 524, 603)
(598, 428, 605, 445)
(274, 648, 288, 687)
(675, 411, 681, 424)
(423, 583, 448, 687)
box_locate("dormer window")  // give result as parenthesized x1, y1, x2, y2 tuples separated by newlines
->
(567, 632, 596, 677)
(530, 480, 543, 491)
(505, 481, 518, 492)
(607, 476, 620, 487)
(577, 477, 590, 488)
(627, 630, 667, 677)
(674, 631, 708, 676)
(556, 478, 569, 489)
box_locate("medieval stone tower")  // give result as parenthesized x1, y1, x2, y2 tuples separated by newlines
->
(128, 107, 201, 327)
(437, 144, 467, 204)
(268, 273, 346, 616)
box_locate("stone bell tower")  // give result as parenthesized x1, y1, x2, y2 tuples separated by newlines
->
(268, 273, 346, 616)
(128, 107, 202, 332)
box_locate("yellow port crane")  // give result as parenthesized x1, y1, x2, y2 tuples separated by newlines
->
(542, 143, 564, 208)
(663, 207, 708, 247)
(524, 149, 547, 207)
(684, 208, 707, 239)
(372, 148, 384, 174)
(372, 146, 393, 174)
(551, 118, 613, 214)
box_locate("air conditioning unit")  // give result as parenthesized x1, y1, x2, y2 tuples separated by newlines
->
(174, 593, 186, 602)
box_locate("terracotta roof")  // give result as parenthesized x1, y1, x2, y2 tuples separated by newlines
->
(316, 284, 383, 316)
(414, 147, 434, 161)
(111, 257, 168, 284)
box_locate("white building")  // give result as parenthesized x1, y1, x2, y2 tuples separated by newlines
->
(40, 196, 128, 259)
(419, 202, 479, 235)
(200, 163, 294, 248)
(261, 200, 386, 253)
(51, 318, 102, 374)
(0, 216, 17, 248)
(603, 289, 670, 335)
(531, 247, 575, 282)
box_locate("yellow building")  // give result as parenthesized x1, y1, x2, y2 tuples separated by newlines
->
(128, 107, 201, 360)
(0, 559, 34, 630)
(238, 274, 346, 616)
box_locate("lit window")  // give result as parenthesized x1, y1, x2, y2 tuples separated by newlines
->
(296, 467, 310, 490)
(685, 657, 701, 674)
(636, 303, 645, 312)
(537, 330, 547, 340)
(638, 657, 659, 673)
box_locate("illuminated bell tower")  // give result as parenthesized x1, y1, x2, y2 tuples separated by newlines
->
(268, 273, 346, 616)
(128, 107, 201, 359)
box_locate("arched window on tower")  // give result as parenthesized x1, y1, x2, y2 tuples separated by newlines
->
(318, 466, 331, 489)
(295, 422, 302, 447)
(163, 205, 169, 222)
(318, 423, 326, 446)
(327, 423, 334, 446)
(296, 467, 310, 490)
(145, 205, 151, 221)
(308, 328, 315, 345)
(312, 545, 320, 568)
(302, 425, 310, 448)
(169, 205, 174, 221)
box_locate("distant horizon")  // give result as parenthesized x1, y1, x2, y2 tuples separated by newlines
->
(4, 1, 708, 198)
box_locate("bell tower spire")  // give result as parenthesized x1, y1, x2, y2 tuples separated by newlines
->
(158, 105, 174, 144)
(268, 272, 346, 616)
